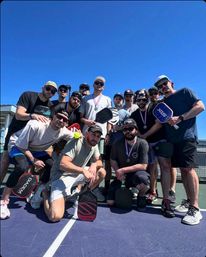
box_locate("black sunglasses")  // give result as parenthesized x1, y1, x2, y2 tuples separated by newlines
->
(59, 88, 68, 93)
(94, 81, 104, 86)
(56, 113, 68, 123)
(45, 86, 57, 95)
(149, 92, 158, 96)
(137, 98, 148, 103)
(123, 127, 135, 132)
(157, 82, 168, 89)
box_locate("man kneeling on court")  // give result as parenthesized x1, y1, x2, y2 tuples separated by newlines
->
(43, 124, 106, 222)
(107, 118, 150, 210)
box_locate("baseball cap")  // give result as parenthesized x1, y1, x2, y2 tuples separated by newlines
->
(154, 75, 171, 88)
(59, 84, 71, 90)
(71, 91, 82, 101)
(79, 83, 90, 90)
(124, 89, 134, 96)
(113, 93, 124, 99)
(135, 89, 149, 99)
(44, 81, 58, 90)
(148, 87, 158, 94)
(88, 124, 103, 135)
(123, 118, 138, 129)
(94, 76, 106, 84)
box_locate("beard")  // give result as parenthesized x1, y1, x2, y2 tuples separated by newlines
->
(125, 133, 136, 141)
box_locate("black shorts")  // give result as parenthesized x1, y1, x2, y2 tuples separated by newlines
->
(171, 139, 198, 168)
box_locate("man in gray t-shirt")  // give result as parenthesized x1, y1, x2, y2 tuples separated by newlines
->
(43, 124, 106, 222)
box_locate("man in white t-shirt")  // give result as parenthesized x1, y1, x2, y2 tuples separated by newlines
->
(79, 76, 112, 201)
(0, 105, 77, 219)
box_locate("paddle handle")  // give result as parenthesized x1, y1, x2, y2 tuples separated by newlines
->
(174, 124, 179, 129)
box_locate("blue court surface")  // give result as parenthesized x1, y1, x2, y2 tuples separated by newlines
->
(1, 197, 206, 257)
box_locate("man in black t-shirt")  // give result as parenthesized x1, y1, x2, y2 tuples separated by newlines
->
(0, 81, 58, 182)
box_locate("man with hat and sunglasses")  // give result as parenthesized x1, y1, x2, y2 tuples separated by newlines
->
(0, 81, 58, 183)
(0, 105, 78, 219)
(52, 84, 71, 106)
(107, 118, 150, 210)
(123, 89, 138, 114)
(79, 76, 112, 201)
(79, 83, 90, 97)
(154, 74, 205, 225)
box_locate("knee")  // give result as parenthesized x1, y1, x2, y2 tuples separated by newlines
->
(48, 212, 63, 223)
(98, 168, 106, 179)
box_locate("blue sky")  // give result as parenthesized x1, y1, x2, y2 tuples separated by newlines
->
(1, 1, 206, 139)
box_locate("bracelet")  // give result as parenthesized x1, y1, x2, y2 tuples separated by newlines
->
(29, 113, 33, 120)
(179, 115, 184, 121)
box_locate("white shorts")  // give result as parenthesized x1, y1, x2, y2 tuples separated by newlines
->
(50, 174, 86, 202)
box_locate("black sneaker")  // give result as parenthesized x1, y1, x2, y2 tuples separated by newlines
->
(161, 199, 175, 218)
(137, 196, 147, 211)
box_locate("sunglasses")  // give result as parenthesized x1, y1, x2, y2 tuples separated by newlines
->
(137, 98, 148, 103)
(45, 86, 57, 95)
(123, 127, 135, 132)
(59, 88, 68, 93)
(80, 86, 89, 90)
(149, 92, 158, 96)
(56, 113, 68, 123)
(157, 82, 168, 89)
(94, 81, 104, 87)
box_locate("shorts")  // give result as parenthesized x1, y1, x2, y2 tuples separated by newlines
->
(50, 174, 86, 202)
(171, 140, 198, 168)
(107, 170, 150, 201)
(148, 140, 166, 164)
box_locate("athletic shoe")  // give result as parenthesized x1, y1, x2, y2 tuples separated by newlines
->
(146, 192, 157, 204)
(168, 189, 176, 203)
(137, 196, 147, 211)
(30, 184, 45, 209)
(181, 206, 203, 225)
(92, 188, 105, 202)
(0, 200, 10, 219)
(161, 199, 175, 218)
(131, 187, 138, 198)
(175, 199, 190, 213)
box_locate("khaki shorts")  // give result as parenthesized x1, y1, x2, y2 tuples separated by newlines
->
(50, 174, 86, 202)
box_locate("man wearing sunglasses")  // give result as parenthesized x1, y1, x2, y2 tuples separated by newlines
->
(0, 105, 77, 219)
(0, 81, 58, 183)
(154, 74, 205, 225)
(107, 118, 150, 210)
(79, 76, 112, 201)
(79, 83, 90, 97)
(52, 84, 71, 106)
(123, 89, 138, 114)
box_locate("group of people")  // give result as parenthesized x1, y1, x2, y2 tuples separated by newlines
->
(0, 74, 204, 226)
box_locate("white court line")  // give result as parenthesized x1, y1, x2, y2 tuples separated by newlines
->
(43, 218, 76, 257)
(147, 205, 206, 212)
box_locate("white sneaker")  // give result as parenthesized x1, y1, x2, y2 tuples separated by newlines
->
(175, 199, 190, 213)
(30, 184, 45, 209)
(182, 206, 203, 225)
(0, 200, 10, 219)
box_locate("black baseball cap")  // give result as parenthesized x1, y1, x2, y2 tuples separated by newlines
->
(124, 89, 134, 96)
(88, 124, 103, 135)
(59, 84, 71, 90)
(123, 118, 138, 129)
(71, 91, 82, 101)
(113, 93, 124, 99)
(79, 83, 90, 90)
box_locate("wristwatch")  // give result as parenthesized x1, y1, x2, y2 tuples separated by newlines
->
(179, 115, 184, 121)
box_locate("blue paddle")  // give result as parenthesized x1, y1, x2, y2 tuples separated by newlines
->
(153, 102, 179, 129)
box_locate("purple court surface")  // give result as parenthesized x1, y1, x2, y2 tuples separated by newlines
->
(1, 197, 206, 257)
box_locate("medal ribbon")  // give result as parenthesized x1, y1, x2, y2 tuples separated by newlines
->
(139, 110, 147, 128)
(93, 94, 102, 111)
(125, 138, 136, 160)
